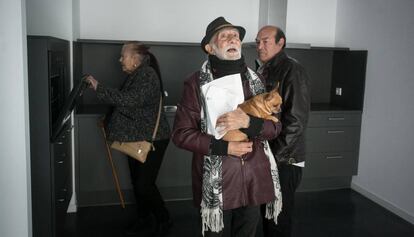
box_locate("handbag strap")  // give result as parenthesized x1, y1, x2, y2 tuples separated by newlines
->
(151, 95, 163, 142)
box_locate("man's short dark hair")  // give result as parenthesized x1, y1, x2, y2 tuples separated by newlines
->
(275, 27, 286, 49)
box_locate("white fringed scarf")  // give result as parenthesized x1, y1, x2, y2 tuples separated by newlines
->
(198, 60, 282, 235)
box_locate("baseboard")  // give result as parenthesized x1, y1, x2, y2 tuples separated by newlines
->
(351, 182, 414, 225)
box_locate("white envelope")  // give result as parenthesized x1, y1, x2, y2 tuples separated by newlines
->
(201, 74, 244, 139)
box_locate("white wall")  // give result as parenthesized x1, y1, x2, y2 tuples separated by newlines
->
(26, 0, 73, 40)
(259, 0, 288, 31)
(286, 0, 337, 46)
(79, 0, 259, 42)
(73, 0, 80, 40)
(79, 0, 337, 46)
(336, 0, 414, 224)
(26, 0, 78, 213)
(0, 0, 32, 237)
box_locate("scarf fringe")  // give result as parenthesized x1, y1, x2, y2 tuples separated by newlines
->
(201, 205, 224, 236)
(265, 196, 283, 224)
(263, 140, 283, 225)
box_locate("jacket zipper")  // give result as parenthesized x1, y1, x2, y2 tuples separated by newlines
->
(241, 156, 246, 206)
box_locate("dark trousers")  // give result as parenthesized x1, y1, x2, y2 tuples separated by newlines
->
(262, 164, 302, 237)
(202, 205, 261, 237)
(128, 139, 170, 222)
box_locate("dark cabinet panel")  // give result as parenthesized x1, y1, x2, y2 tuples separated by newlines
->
(306, 126, 361, 153)
(28, 36, 72, 237)
(302, 111, 362, 188)
(331, 51, 367, 110)
(286, 48, 334, 104)
(75, 112, 193, 206)
(307, 112, 362, 127)
(303, 151, 358, 178)
(75, 114, 135, 206)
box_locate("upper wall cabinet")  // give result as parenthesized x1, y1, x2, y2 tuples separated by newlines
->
(286, 48, 367, 111)
(73, 40, 367, 113)
(73, 40, 207, 111)
(330, 50, 367, 110)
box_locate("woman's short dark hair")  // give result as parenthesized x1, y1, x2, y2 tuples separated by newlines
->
(124, 41, 165, 96)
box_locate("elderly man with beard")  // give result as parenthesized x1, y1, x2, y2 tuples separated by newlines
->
(172, 17, 283, 237)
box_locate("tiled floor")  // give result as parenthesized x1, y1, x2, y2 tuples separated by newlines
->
(64, 189, 414, 237)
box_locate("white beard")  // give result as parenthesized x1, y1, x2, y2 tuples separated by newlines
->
(212, 44, 242, 60)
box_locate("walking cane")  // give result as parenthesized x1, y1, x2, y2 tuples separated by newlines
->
(98, 120, 126, 209)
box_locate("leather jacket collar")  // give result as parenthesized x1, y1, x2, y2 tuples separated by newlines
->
(256, 50, 288, 74)
(266, 50, 288, 68)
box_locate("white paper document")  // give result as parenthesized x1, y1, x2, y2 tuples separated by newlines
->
(200, 74, 244, 139)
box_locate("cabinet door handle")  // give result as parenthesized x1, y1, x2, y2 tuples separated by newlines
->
(327, 130, 345, 134)
(326, 155, 343, 159)
(57, 142, 63, 145)
(58, 198, 65, 202)
(328, 117, 345, 121)
(57, 160, 64, 164)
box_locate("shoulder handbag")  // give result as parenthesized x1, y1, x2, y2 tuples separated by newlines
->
(110, 96, 163, 163)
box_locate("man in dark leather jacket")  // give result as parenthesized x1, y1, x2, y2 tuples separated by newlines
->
(256, 26, 310, 237)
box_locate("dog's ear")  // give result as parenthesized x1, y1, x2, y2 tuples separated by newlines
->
(264, 91, 273, 101)
(273, 82, 280, 92)
(265, 85, 278, 101)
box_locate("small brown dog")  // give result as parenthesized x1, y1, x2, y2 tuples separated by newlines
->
(222, 88, 282, 142)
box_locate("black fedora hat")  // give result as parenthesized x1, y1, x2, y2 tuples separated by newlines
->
(201, 16, 246, 53)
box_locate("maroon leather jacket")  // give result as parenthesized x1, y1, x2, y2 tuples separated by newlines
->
(172, 71, 282, 210)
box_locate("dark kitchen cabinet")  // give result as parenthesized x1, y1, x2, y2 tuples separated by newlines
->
(27, 36, 72, 237)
